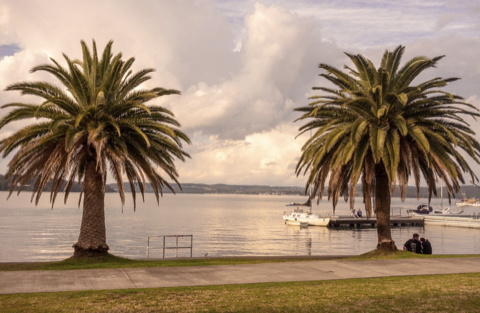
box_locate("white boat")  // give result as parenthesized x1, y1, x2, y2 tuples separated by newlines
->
(285, 219, 309, 227)
(456, 201, 480, 207)
(433, 207, 464, 215)
(410, 206, 464, 216)
(422, 215, 480, 228)
(283, 199, 330, 227)
(455, 193, 480, 207)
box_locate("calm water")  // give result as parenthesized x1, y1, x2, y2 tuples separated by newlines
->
(1, 192, 480, 262)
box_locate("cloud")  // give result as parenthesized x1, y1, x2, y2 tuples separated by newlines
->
(260, 158, 277, 168)
(404, 34, 480, 98)
(0, 1, 335, 186)
(176, 124, 309, 186)
(0, 0, 244, 178)
(215, 0, 480, 49)
(434, 14, 456, 30)
(170, 3, 345, 140)
(0, 0, 240, 90)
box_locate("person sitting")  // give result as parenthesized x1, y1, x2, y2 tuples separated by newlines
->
(420, 237, 432, 254)
(357, 208, 362, 218)
(351, 208, 358, 218)
(403, 233, 422, 253)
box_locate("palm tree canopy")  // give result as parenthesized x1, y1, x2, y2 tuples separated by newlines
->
(0, 40, 191, 209)
(295, 45, 480, 215)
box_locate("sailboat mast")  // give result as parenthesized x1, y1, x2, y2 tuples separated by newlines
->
(441, 179, 443, 209)
(309, 129, 313, 213)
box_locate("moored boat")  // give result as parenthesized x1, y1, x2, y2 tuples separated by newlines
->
(408, 204, 433, 214)
(285, 220, 309, 227)
(283, 199, 330, 227)
(433, 207, 464, 215)
(455, 193, 480, 207)
(410, 205, 464, 215)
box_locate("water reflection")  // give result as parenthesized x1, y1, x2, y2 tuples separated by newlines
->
(0, 192, 479, 261)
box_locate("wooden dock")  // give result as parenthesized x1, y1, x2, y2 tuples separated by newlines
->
(422, 215, 480, 228)
(328, 216, 424, 228)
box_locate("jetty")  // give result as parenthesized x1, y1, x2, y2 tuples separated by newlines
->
(328, 216, 424, 228)
(326, 214, 480, 229)
(421, 215, 480, 228)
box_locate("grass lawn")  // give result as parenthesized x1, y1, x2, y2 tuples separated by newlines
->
(345, 249, 480, 261)
(0, 254, 339, 271)
(1, 251, 479, 271)
(1, 273, 479, 312)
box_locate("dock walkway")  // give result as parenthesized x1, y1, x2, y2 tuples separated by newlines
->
(1, 257, 479, 294)
(423, 215, 480, 228)
(328, 216, 424, 228)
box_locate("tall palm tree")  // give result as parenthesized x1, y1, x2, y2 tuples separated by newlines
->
(295, 45, 480, 250)
(0, 40, 190, 257)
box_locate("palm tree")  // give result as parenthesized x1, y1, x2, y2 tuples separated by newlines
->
(295, 45, 480, 251)
(0, 40, 190, 257)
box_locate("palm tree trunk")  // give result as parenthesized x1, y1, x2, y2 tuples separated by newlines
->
(73, 158, 109, 257)
(375, 163, 397, 251)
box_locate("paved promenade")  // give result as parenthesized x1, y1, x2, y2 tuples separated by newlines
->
(1, 257, 479, 294)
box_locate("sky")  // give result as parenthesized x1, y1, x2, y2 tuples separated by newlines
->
(0, 0, 479, 187)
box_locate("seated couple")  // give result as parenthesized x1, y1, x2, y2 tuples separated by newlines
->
(351, 208, 363, 218)
(403, 233, 432, 254)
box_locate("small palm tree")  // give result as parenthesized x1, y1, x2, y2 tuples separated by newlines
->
(0, 40, 190, 257)
(295, 45, 480, 250)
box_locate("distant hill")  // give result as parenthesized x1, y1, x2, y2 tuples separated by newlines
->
(2, 174, 479, 199)
(107, 182, 306, 196)
(0, 174, 115, 193)
(106, 182, 480, 199)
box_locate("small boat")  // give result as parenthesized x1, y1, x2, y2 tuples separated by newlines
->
(283, 199, 330, 227)
(455, 193, 480, 207)
(284, 211, 330, 226)
(285, 220, 309, 227)
(412, 183, 466, 215)
(433, 207, 464, 215)
(408, 204, 433, 214)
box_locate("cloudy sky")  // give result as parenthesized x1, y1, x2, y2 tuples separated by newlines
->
(0, 0, 479, 187)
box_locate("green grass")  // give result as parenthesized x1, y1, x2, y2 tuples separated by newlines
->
(344, 249, 480, 261)
(0, 254, 337, 271)
(2, 251, 478, 271)
(1, 273, 479, 312)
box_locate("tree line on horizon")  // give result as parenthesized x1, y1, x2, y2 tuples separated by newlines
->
(2, 173, 479, 199)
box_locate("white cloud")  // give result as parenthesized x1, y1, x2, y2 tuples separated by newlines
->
(404, 35, 480, 98)
(170, 3, 344, 140)
(0, 0, 239, 90)
(176, 124, 308, 186)
(215, 0, 480, 49)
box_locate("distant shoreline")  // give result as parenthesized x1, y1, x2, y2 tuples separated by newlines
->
(1, 176, 479, 198)
(0, 189, 470, 200)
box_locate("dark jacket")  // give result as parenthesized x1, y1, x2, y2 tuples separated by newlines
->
(404, 238, 422, 253)
(421, 240, 432, 254)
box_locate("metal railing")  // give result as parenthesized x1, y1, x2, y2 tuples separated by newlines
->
(147, 234, 193, 259)
(391, 207, 405, 217)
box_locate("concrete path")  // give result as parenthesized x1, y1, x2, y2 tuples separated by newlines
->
(1, 257, 479, 294)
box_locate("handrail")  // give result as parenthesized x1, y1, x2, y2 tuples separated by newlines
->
(147, 234, 193, 259)
(390, 207, 404, 217)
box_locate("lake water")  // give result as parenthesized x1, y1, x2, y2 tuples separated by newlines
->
(1, 192, 480, 262)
